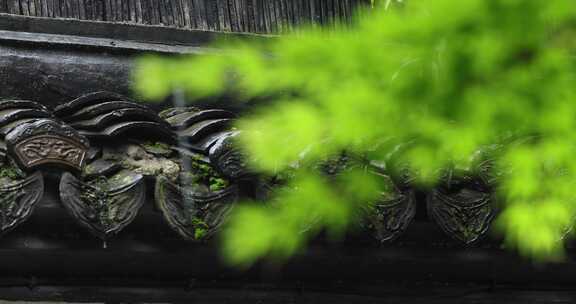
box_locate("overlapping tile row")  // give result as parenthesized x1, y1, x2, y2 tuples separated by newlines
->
(52, 92, 246, 241)
(155, 107, 243, 240)
(0, 0, 366, 33)
(0, 100, 82, 235)
(0, 92, 498, 244)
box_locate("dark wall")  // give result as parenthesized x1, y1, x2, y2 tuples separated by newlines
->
(0, 0, 368, 33)
(0, 44, 134, 109)
(0, 14, 261, 110)
(0, 41, 253, 111)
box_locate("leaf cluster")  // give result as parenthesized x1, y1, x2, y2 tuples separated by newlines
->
(135, 0, 576, 264)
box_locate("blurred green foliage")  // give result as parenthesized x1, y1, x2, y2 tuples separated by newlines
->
(135, 0, 576, 266)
